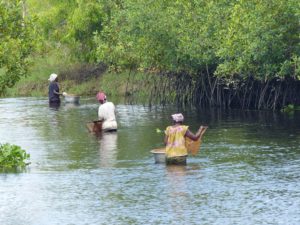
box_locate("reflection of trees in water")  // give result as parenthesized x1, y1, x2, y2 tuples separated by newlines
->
(98, 132, 118, 167)
(199, 108, 300, 133)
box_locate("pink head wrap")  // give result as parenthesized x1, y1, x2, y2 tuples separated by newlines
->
(96, 92, 106, 102)
(171, 113, 184, 122)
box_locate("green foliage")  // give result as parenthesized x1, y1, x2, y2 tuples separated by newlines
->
(0, 143, 30, 169)
(66, 0, 106, 61)
(2, 0, 299, 109)
(281, 104, 300, 113)
(24, 0, 299, 80)
(28, 0, 111, 61)
(27, 0, 75, 40)
(94, 0, 300, 80)
(0, 0, 36, 93)
(216, 0, 300, 80)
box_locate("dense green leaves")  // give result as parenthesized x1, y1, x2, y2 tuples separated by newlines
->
(0, 0, 36, 93)
(0, 143, 30, 169)
(1, 0, 299, 92)
(28, 0, 112, 61)
(216, 0, 300, 80)
(94, 0, 299, 80)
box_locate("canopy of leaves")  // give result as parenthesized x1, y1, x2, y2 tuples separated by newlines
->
(94, 0, 299, 80)
(5, 0, 299, 91)
(28, 0, 111, 61)
(216, 0, 300, 80)
(0, 0, 36, 93)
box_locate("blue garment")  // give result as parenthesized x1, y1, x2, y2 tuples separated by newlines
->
(48, 82, 60, 103)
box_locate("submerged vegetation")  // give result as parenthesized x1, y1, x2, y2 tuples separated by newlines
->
(0, 143, 30, 170)
(1, 0, 300, 109)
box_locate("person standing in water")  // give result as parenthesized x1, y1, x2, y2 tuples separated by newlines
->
(96, 91, 117, 132)
(48, 73, 65, 105)
(164, 113, 208, 165)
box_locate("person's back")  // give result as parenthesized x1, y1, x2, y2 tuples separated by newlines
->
(48, 82, 60, 103)
(98, 101, 117, 131)
(165, 125, 189, 158)
(164, 113, 208, 165)
(48, 73, 61, 103)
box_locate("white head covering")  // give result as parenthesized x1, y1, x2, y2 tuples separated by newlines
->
(48, 73, 58, 82)
(171, 113, 184, 122)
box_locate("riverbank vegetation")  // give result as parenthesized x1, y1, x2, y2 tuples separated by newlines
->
(1, 0, 299, 110)
(0, 143, 30, 171)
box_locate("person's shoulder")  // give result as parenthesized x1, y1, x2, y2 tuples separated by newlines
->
(49, 82, 56, 88)
(106, 102, 115, 107)
(181, 125, 189, 131)
(165, 126, 171, 134)
(50, 82, 58, 87)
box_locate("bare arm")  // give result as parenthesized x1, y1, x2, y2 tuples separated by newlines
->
(185, 126, 208, 141)
(53, 90, 62, 95)
(185, 129, 202, 141)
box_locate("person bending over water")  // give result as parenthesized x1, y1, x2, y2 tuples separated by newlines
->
(96, 91, 117, 132)
(164, 113, 208, 165)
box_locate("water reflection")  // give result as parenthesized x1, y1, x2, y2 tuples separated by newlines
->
(98, 132, 118, 167)
(1, 98, 300, 225)
(165, 165, 189, 222)
(49, 102, 61, 110)
(64, 102, 80, 109)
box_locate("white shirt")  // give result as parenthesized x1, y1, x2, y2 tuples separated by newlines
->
(98, 102, 117, 131)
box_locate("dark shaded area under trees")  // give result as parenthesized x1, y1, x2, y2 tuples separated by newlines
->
(149, 72, 300, 110)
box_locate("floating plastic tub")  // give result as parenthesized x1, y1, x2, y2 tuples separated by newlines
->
(64, 94, 80, 104)
(150, 148, 166, 163)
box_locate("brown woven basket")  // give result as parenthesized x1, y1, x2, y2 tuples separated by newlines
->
(185, 137, 202, 156)
(86, 120, 103, 133)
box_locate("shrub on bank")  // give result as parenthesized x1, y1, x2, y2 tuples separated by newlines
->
(0, 143, 30, 170)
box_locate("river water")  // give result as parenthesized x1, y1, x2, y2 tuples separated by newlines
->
(0, 97, 299, 225)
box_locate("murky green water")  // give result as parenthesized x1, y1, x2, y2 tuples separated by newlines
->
(0, 97, 300, 225)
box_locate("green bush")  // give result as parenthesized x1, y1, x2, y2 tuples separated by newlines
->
(0, 143, 30, 169)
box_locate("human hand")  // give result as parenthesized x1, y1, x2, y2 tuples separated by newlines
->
(198, 125, 208, 132)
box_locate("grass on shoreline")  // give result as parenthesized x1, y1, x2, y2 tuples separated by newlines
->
(4, 65, 154, 102)
(2, 51, 165, 104)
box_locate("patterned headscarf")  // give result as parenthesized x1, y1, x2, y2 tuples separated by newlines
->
(171, 113, 184, 122)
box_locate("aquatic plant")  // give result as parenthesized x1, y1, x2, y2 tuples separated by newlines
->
(281, 104, 300, 113)
(0, 143, 30, 169)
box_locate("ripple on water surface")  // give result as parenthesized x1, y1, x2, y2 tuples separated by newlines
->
(0, 98, 300, 225)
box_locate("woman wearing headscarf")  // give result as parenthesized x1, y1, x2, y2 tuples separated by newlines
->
(96, 91, 117, 132)
(164, 113, 207, 165)
(48, 73, 65, 104)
